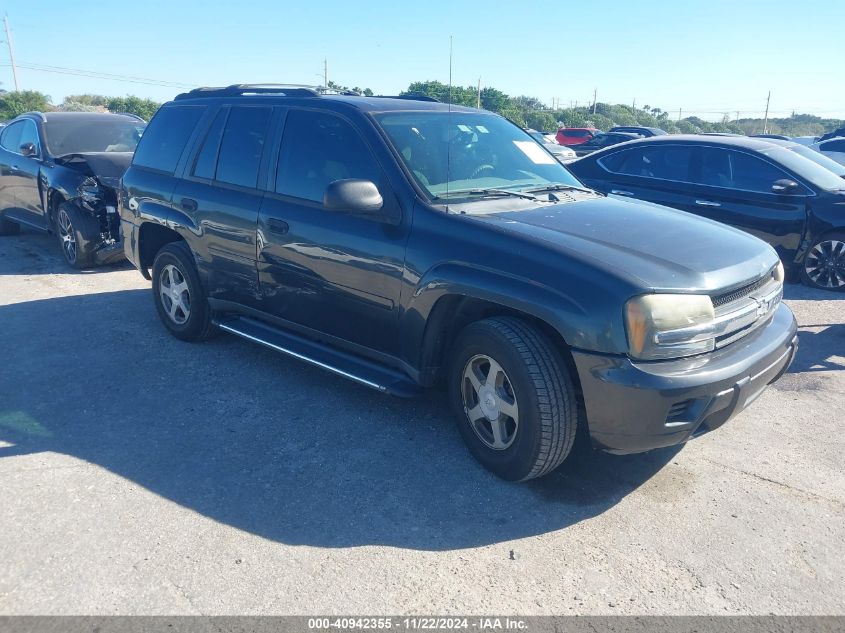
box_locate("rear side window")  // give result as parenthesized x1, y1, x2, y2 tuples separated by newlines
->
(215, 106, 273, 188)
(0, 121, 25, 152)
(192, 109, 227, 180)
(600, 146, 694, 181)
(132, 105, 205, 173)
(563, 129, 590, 137)
(276, 110, 381, 202)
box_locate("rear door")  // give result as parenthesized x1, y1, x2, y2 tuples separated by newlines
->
(686, 147, 807, 260)
(257, 108, 407, 355)
(171, 103, 274, 305)
(586, 144, 697, 211)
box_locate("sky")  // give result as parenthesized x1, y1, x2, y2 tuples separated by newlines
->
(1, 0, 843, 121)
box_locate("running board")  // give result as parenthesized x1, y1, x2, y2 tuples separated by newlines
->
(214, 316, 421, 398)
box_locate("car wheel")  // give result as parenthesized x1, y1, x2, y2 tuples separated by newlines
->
(151, 241, 216, 341)
(448, 316, 578, 481)
(801, 232, 845, 291)
(0, 213, 20, 236)
(56, 203, 97, 268)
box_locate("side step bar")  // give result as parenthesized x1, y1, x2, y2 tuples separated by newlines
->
(214, 316, 421, 398)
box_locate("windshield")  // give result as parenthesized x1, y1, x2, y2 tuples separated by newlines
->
(785, 144, 845, 178)
(375, 112, 583, 199)
(759, 146, 845, 191)
(45, 117, 146, 155)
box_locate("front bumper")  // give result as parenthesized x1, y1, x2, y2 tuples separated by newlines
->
(572, 303, 798, 454)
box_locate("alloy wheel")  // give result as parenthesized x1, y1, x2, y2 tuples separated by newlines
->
(461, 354, 520, 450)
(57, 209, 77, 264)
(159, 264, 191, 325)
(804, 239, 845, 289)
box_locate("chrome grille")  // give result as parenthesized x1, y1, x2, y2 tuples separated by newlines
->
(711, 271, 776, 308)
(711, 273, 783, 349)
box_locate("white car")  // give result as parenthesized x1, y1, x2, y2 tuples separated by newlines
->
(526, 130, 578, 163)
(812, 137, 845, 167)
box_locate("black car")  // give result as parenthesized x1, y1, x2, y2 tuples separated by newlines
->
(573, 131, 641, 157)
(120, 85, 796, 481)
(608, 126, 668, 137)
(0, 112, 146, 267)
(568, 135, 845, 290)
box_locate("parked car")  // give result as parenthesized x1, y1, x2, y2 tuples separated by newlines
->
(812, 137, 845, 167)
(568, 135, 845, 290)
(0, 111, 146, 267)
(762, 138, 845, 179)
(121, 85, 797, 481)
(790, 136, 819, 147)
(817, 126, 845, 143)
(573, 132, 641, 157)
(609, 126, 668, 137)
(555, 127, 599, 146)
(526, 129, 577, 163)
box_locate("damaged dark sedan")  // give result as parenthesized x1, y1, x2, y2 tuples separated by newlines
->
(0, 111, 146, 267)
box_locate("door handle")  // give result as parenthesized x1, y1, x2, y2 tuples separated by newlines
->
(267, 218, 289, 234)
(611, 189, 634, 196)
(10, 165, 19, 171)
(695, 199, 721, 207)
(180, 197, 198, 212)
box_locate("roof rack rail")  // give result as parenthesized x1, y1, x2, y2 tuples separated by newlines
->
(174, 83, 361, 100)
(374, 94, 440, 102)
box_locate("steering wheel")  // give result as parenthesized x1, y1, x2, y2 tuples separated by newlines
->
(471, 164, 495, 179)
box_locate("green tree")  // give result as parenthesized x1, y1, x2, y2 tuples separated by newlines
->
(105, 96, 160, 121)
(0, 91, 52, 120)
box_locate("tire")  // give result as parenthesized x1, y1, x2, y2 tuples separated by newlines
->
(0, 213, 20, 236)
(56, 202, 97, 268)
(448, 316, 578, 481)
(151, 241, 216, 342)
(800, 232, 845, 291)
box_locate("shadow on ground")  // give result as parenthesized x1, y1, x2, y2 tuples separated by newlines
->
(0, 229, 132, 276)
(0, 289, 682, 551)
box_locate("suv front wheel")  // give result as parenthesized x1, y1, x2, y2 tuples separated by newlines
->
(448, 317, 578, 481)
(152, 242, 216, 341)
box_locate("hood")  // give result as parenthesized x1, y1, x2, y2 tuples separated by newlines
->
(54, 152, 133, 186)
(466, 195, 780, 293)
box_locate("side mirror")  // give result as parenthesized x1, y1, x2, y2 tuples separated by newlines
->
(19, 142, 37, 157)
(772, 178, 800, 194)
(324, 179, 386, 217)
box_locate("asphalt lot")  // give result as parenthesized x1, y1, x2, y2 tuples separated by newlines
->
(0, 229, 843, 615)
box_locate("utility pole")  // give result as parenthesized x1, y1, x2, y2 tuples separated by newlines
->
(323, 58, 328, 89)
(476, 76, 481, 109)
(4, 14, 19, 91)
(763, 90, 771, 134)
(736, 111, 740, 123)
(632, 98, 636, 112)
(591, 88, 597, 114)
(678, 108, 682, 122)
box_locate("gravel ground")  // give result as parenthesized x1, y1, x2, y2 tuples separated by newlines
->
(0, 230, 843, 615)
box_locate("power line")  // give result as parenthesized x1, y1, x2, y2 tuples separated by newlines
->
(0, 60, 196, 89)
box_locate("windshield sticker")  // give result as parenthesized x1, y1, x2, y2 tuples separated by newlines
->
(513, 141, 556, 164)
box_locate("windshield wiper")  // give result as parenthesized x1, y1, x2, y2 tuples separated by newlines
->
(445, 188, 539, 200)
(524, 183, 595, 195)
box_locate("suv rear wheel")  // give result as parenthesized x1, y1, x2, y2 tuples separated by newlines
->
(151, 242, 216, 341)
(448, 317, 578, 481)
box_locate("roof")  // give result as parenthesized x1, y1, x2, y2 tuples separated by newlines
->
(17, 111, 143, 123)
(613, 134, 782, 151)
(171, 84, 481, 114)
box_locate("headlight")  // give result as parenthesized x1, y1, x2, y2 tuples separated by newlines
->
(774, 261, 785, 283)
(625, 294, 716, 360)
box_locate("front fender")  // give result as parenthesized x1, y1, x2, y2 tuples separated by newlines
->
(402, 261, 628, 368)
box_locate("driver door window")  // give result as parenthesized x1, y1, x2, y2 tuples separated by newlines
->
(695, 149, 790, 192)
(276, 110, 381, 203)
